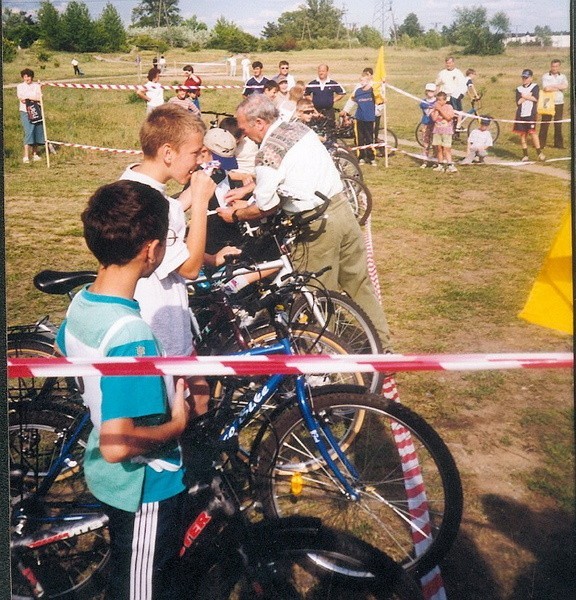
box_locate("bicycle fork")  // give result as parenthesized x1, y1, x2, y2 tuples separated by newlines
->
(294, 376, 361, 501)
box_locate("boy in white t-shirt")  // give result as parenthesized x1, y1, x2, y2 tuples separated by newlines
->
(460, 116, 494, 164)
(120, 105, 239, 415)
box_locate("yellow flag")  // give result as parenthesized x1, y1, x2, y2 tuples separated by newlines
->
(374, 45, 386, 82)
(518, 208, 573, 334)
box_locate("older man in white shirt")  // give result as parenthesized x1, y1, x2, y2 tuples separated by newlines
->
(217, 94, 392, 350)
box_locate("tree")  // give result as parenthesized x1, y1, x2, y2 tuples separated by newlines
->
(396, 13, 423, 39)
(61, 1, 96, 51)
(95, 3, 126, 52)
(448, 6, 509, 55)
(356, 25, 384, 48)
(534, 25, 553, 46)
(261, 21, 281, 39)
(266, 0, 345, 43)
(37, 1, 63, 49)
(207, 17, 259, 53)
(132, 0, 182, 27)
(182, 15, 207, 31)
(2, 8, 39, 48)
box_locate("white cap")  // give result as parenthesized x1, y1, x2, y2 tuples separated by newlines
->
(425, 83, 437, 92)
(203, 128, 236, 157)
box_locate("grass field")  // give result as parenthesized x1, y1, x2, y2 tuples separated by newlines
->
(3, 45, 574, 598)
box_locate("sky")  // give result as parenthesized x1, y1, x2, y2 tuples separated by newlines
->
(4, 0, 572, 36)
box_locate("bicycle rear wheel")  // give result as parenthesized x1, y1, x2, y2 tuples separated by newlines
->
(376, 128, 398, 155)
(331, 148, 363, 180)
(9, 406, 90, 502)
(253, 388, 463, 577)
(290, 291, 384, 393)
(467, 115, 500, 144)
(7, 333, 80, 408)
(193, 518, 424, 599)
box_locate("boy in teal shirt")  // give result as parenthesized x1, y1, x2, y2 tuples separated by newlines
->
(56, 180, 191, 599)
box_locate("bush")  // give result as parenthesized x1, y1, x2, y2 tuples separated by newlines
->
(3, 38, 17, 62)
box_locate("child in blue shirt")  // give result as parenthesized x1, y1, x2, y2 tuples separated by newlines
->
(344, 74, 377, 166)
(419, 83, 437, 168)
(56, 180, 192, 599)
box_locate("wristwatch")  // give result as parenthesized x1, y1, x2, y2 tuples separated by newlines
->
(232, 209, 240, 223)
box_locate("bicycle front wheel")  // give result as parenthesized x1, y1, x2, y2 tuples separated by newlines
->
(253, 389, 463, 577)
(193, 518, 424, 599)
(340, 176, 373, 226)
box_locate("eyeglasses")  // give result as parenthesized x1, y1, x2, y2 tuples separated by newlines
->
(166, 228, 178, 246)
(301, 110, 315, 114)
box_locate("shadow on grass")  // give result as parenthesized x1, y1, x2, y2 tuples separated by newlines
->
(439, 494, 575, 599)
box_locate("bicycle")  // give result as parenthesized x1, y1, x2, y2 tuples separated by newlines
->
(415, 96, 500, 147)
(199, 272, 463, 577)
(192, 203, 384, 392)
(9, 265, 462, 584)
(331, 114, 399, 155)
(9, 381, 425, 600)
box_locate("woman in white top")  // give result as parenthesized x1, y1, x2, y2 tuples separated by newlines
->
(17, 68, 45, 163)
(137, 68, 165, 114)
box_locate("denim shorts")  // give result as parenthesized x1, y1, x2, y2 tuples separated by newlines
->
(20, 111, 45, 145)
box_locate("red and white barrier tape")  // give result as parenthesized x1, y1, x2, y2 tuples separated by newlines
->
(7, 352, 572, 378)
(385, 83, 571, 125)
(44, 82, 257, 91)
(49, 141, 142, 155)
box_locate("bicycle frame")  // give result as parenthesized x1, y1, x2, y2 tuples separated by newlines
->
(217, 331, 362, 501)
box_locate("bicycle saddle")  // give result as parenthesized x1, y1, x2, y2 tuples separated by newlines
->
(33, 270, 97, 295)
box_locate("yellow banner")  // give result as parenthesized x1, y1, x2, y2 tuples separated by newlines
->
(518, 208, 573, 334)
(374, 45, 386, 82)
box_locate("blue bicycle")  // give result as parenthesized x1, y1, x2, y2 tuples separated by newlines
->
(9, 265, 462, 597)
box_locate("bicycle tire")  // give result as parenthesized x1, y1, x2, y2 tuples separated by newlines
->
(9, 410, 109, 600)
(467, 115, 500, 144)
(331, 148, 363, 180)
(376, 127, 398, 155)
(7, 334, 80, 408)
(192, 518, 425, 599)
(253, 388, 463, 577)
(211, 326, 365, 427)
(290, 291, 384, 393)
(9, 406, 90, 502)
(340, 176, 373, 226)
(415, 123, 428, 148)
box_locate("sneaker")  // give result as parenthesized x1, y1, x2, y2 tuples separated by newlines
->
(32, 154, 42, 161)
(446, 164, 458, 173)
(521, 156, 530, 162)
(359, 159, 366, 165)
(22, 157, 30, 164)
(370, 161, 378, 167)
(48, 143, 57, 154)
(420, 163, 428, 169)
(538, 152, 546, 161)
(459, 159, 473, 165)
(432, 164, 445, 172)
